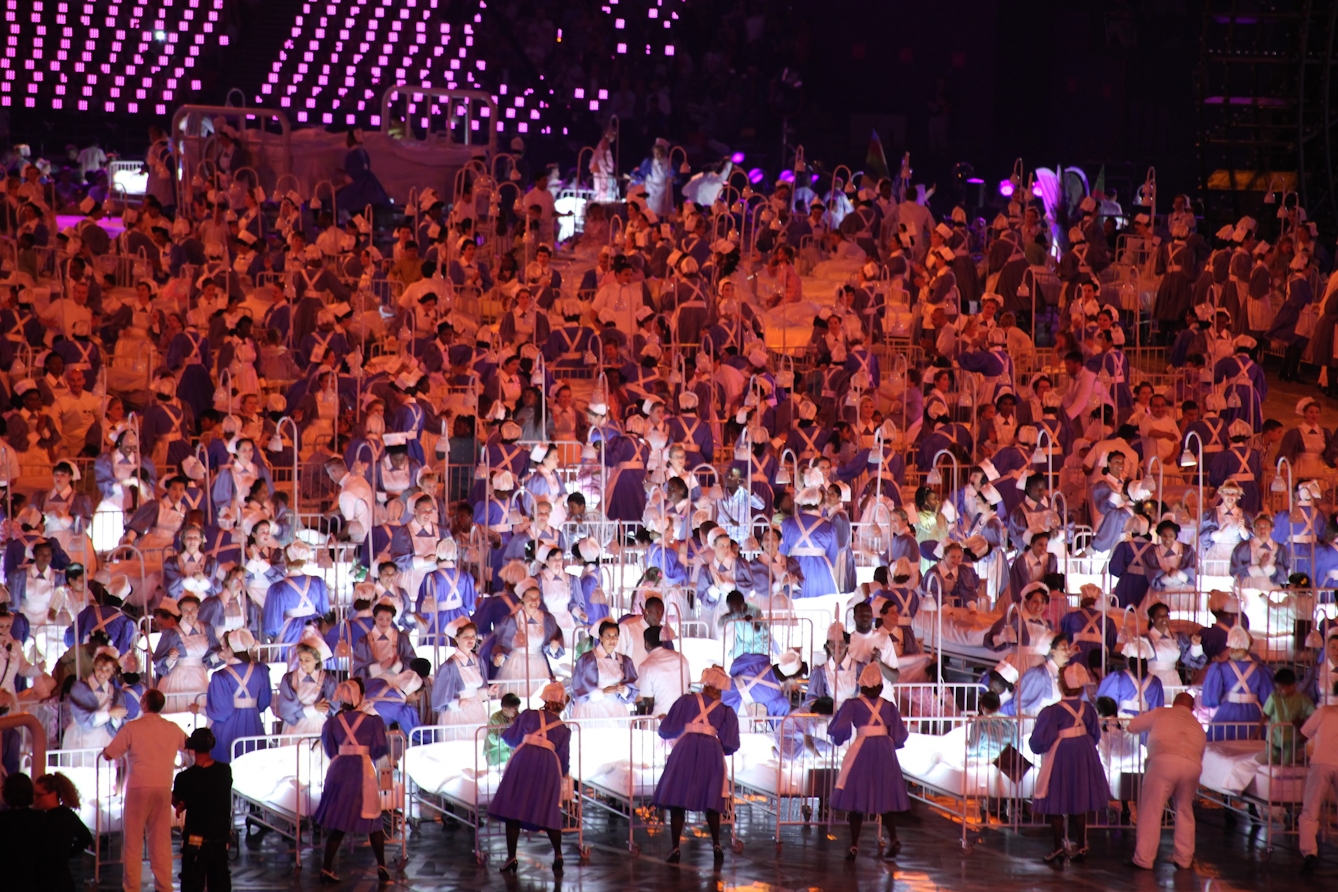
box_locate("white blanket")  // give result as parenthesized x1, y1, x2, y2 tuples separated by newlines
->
(231, 743, 329, 818)
(1199, 739, 1308, 802)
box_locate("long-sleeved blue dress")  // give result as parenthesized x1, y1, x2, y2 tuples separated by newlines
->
(488, 709, 571, 830)
(205, 660, 273, 762)
(827, 695, 911, 814)
(652, 693, 741, 812)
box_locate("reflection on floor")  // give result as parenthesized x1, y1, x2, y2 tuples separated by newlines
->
(77, 799, 1332, 891)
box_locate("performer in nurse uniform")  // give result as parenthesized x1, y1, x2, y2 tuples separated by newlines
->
(204, 629, 272, 763)
(415, 538, 476, 645)
(351, 598, 417, 679)
(276, 641, 336, 735)
(651, 666, 741, 866)
(828, 663, 911, 861)
(1136, 601, 1207, 690)
(433, 619, 491, 739)
(1029, 663, 1109, 865)
(314, 680, 393, 884)
(64, 649, 129, 751)
(152, 592, 220, 713)
(780, 485, 839, 598)
(491, 577, 564, 700)
(261, 541, 330, 653)
(569, 620, 638, 722)
(489, 681, 573, 875)
(1201, 626, 1275, 741)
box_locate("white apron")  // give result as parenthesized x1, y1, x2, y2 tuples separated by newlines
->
(438, 654, 488, 738)
(159, 624, 211, 713)
(283, 669, 330, 736)
(569, 649, 629, 722)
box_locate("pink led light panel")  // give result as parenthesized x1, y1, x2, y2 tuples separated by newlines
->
(5, 0, 222, 109)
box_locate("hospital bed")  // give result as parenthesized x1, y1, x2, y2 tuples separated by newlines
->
(46, 746, 130, 879)
(231, 731, 409, 870)
(732, 713, 844, 852)
(577, 716, 742, 856)
(1198, 722, 1309, 857)
(406, 723, 587, 864)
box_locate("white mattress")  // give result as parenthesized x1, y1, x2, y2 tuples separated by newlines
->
(898, 729, 1037, 798)
(231, 744, 328, 818)
(58, 764, 127, 833)
(914, 607, 996, 648)
(404, 739, 493, 800)
(1200, 740, 1308, 803)
(586, 763, 661, 800)
(735, 759, 837, 797)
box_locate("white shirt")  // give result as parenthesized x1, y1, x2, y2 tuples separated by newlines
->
(338, 473, 375, 540)
(637, 646, 689, 712)
(53, 389, 102, 452)
(0, 636, 39, 693)
(1300, 706, 1338, 766)
(1127, 704, 1207, 765)
(847, 628, 898, 668)
(615, 615, 675, 668)
(40, 297, 93, 339)
(592, 281, 640, 333)
(102, 712, 187, 789)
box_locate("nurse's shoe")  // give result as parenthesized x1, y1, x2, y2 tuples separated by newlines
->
(845, 846, 858, 861)
(1301, 855, 1318, 875)
(883, 840, 901, 860)
(713, 846, 725, 868)
(320, 870, 340, 884)
(1042, 847, 1067, 865)
(500, 858, 519, 874)
(666, 848, 681, 864)
(378, 866, 391, 884)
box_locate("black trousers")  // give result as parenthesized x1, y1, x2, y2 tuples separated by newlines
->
(181, 839, 231, 892)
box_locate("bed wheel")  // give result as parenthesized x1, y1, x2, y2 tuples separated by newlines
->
(629, 843, 641, 857)
(731, 838, 744, 854)
(801, 805, 813, 823)
(775, 842, 783, 856)
(475, 851, 488, 865)
(961, 842, 973, 855)
(1261, 847, 1272, 862)
(580, 845, 591, 862)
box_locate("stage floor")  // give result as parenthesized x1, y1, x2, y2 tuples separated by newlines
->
(76, 802, 1331, 891)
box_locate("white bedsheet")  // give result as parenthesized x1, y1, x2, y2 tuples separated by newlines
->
(405, 737, 545, 808)
(898, 729, 1037, 798)
(58, 764, 127, 834)
(735, 759, 838, 797)
(231, 743, 328, 818)
(1199, 740, 1308, 802)
(586, 763, 661, 800)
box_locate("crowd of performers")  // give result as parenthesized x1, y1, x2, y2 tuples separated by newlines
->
(2, 160, 1338, 876)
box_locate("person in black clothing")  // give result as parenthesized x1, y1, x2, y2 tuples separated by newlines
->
(0, 773, 42, 892)
(34, 771, 93, 892)
(172, 728, 234, 892)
